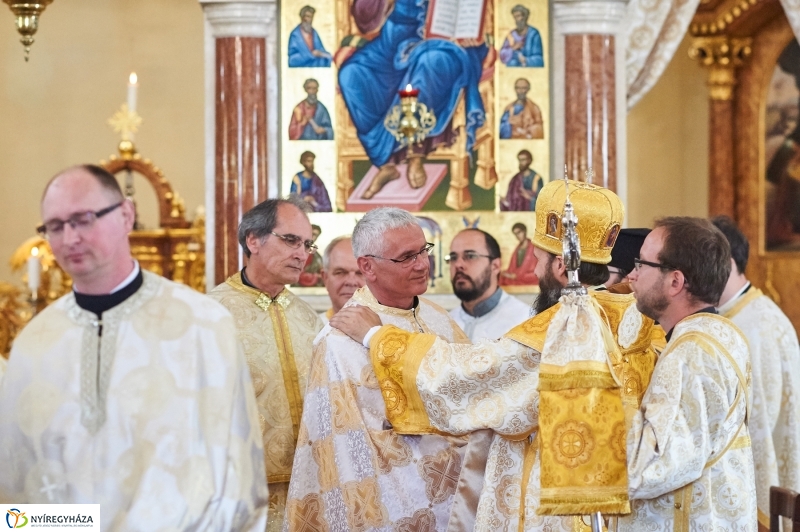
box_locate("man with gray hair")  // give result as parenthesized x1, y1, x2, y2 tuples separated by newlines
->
(208, 196, 323, 532)
(320, 236, 364, 323)
(499, 4, 544, 67)
(284, 207, 488, 531)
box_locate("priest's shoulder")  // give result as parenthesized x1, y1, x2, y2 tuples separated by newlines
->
(504, 302, 561, 352)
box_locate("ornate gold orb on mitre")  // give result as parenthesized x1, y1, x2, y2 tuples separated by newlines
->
(532, 179, 624, 265)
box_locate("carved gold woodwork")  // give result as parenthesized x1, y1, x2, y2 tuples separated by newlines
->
(689, 35, 752, 218)
(99, 151, 205, 292)
(691, 0, 800, 332)
(689, 36, 752, 101)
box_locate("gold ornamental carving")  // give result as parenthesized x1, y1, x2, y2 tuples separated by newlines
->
(689, 37, 753, 100)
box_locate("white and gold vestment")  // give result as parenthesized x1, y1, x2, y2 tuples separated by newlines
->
(719, 286, 800, 528)
(284, 286, 489, 531)
(0, 271, 268, 531)
(208, 272, 324, 531)
(365, 291, 660, 531)
(622, 313, 757, 531)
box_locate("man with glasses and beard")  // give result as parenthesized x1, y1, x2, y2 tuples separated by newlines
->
(208, 197, 324, 532)
(331, 181, 663, 530)
(285, 207, 492, 532)
(0, 165, 268, 529)
(622, 217, 756, 530)
(447, 228, 531, 341)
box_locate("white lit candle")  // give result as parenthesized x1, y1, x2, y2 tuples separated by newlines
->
(27, 247, 40, 297)
(127, 72, 138, 113)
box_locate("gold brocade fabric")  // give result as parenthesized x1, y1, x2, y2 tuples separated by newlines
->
(535, 293, 630, 515)
(208, 273, 323, 530)
(284, 287, 483, 532)
(622, 314, 757, 531)
(375, 289, 663, 531)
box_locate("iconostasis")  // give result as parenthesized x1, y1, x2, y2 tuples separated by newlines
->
(279, 0, 550, 293)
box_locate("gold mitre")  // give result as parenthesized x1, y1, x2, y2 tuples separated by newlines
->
(532, 179, 624, 264)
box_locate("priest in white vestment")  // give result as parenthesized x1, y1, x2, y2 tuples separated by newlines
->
(446, 229, 531, 341)
(331, 181, 667, 531)
(284, 208, 488, 532)
(713, 216, 800, 530)
(208, 197, 324, 531)
(0, 166, 268, 531)
(622, 217, 757, 530)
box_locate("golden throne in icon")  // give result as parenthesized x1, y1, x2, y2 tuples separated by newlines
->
(333, 0, 499, 212)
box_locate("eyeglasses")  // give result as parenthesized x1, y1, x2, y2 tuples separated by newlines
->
(36, 201, 124, 240)
(366, 242, 434, 267)
(633, 258, 674, 271)
(270, 232, 318, 254)
(444, 251, 495, 264)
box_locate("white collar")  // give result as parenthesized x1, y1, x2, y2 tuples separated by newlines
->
(110, 260, 140, 294)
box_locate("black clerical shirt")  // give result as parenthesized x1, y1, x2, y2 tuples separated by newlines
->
(74, 268, 143, 321)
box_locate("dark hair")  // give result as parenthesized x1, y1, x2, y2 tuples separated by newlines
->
(654, 217, 731, 305)
(461, 228, 501, 259)
(299, 5, 315, 18)
(517, 149, 532, 160)
(45, 164, 124, 202)
(512, 222, 527, 234)
(300, 151, 315, 163)
(238, 196, 310, 258)
(579, 261, 609, 286)
(710, 215, 749, 275)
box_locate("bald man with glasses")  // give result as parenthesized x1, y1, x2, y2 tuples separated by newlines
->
(208, 196, 323, 532)
(446, 228, 531, 341)
(0, 164, 268, 529)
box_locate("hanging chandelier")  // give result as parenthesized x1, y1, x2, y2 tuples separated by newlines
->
(3, 0, 54, 61)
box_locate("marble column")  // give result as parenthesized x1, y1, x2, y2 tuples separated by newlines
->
(689, 36, 751, 218)
(199, 0, 278, 288)
(552, 0, 627, 199)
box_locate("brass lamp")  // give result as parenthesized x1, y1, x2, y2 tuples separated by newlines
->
(3, 0, 54, 61)
(384, 84, 436, 147)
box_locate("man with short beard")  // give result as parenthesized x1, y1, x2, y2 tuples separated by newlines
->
(331, 180, 663, 530)
(623, 217, 756, 530)
(447, 228, 530, 341)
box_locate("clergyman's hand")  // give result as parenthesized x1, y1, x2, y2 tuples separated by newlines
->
(330, 305, 382, 345)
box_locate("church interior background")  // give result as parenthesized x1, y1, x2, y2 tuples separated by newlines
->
(0, 0, 798, 348)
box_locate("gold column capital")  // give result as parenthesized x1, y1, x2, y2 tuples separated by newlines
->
(689, 36, 752, 100)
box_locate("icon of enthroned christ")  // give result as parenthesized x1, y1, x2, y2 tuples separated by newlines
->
(335, 0, 494, 199)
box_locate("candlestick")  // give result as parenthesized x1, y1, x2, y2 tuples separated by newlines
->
(27, 247, 40, 298)
(398, 83, 419, 98)
(127, 72, 138, 114)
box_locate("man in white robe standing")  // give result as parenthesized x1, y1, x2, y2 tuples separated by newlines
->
(624, 216, 757, 530)
(284, 208, 488, 532)
(0, 165, 268, 531)
(712, 215, 800, 530)
(447, 228, 531, 340)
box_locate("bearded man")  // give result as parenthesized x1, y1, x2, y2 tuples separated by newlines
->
(623, 217, 756, 530)
(284, 207, 490, 531)
(447, 228, 530, 341)
(331, 180, 663, 530)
